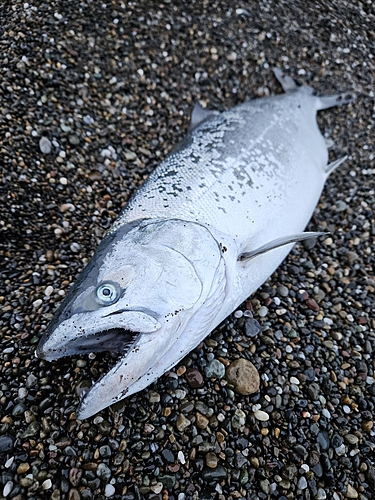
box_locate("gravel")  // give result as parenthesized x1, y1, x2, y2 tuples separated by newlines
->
(1, 1, 375, 500)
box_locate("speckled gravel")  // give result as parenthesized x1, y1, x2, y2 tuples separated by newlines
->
(1, 1, 375, 500)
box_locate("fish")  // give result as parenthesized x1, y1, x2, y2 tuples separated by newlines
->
(36, 69, 354, 419)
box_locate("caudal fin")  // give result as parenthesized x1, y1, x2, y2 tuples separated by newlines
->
(317, 92, 355, 110)
(274, 68, 355, 110)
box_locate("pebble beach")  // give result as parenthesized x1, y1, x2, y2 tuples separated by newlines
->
(1, 1, 375, 500)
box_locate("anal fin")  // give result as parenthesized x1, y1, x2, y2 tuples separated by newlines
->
(238, 232, 327, 262)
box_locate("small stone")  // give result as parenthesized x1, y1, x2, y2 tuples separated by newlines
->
(225, 358, 260, 395)
(42, 479, 52, 490)
(158, 474, 176, 490)
(202, 465, 227, 481)
(277, 284, 289, 297)
(346, 484, 358, 498)
(317, 430, 330, 451)
(297, 477, 307, 489)
(151, 482, 163, 494)
(105, 484, 115, 497)
(344, 434, 359, 445)
(39, 136, 52, 154)
(17, 463, 30, 474)
(316, 488, 327, 499)
(68, 134, 80, 145)
(204, 359, 225, 378)
(3, 481, 13, 497)
(254, 410, 269, 421)
(0, 435, 14, 453)
(26, 373, 37, 388)
(232, 408, 246, 429)
(96, 463, 111, 481)
(258, 306, 268, 317)
(205, 452, 218, 468)
(196, 412, 209, 429)
(148, 390, 160, 403)
(21, 421, 40, 438)
(185, 368, 204, 388)
(176, 414, 191, 432)
(245, 317, 261, 337)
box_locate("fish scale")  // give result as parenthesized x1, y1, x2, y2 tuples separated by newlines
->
(36, 69, 354, 418)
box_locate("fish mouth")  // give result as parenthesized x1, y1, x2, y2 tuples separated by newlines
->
(58, 328, 139, 356)
(36, 310, 161, 362)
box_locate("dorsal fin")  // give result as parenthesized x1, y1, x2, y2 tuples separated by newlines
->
(189, 102, 219, 132)
(238, 232, 327, 262)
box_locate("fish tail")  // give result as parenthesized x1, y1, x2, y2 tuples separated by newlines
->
(317, 92, 355, 110)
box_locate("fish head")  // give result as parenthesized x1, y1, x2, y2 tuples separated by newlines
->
(36, 219, 225, 418)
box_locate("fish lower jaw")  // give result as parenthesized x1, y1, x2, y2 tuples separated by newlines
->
(36, 327, 140, 361)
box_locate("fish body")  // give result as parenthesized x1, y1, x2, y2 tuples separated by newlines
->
(36, 70, 353, 418)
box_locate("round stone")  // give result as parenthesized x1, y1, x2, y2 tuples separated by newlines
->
(225, 358, 260, 395)
(204, 359, 225, 379)
(39, 136, 52, 154)
(205, 452, 218, 468)
(254, 410, 270, 421)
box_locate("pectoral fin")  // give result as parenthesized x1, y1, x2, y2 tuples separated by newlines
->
(238, 232, 327, 262)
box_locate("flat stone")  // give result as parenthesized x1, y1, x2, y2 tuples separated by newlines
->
(39, 136, 52, 154)
(225, 358, 260, 395)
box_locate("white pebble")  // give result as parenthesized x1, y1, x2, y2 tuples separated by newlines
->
(178, 451, 186, 464)
(3, 481, 13, 497)
(258, 306, 268, 317)
(59, 177, 68, 185)
(322, 409, 331, 419)
(33, 299, 43, 308)
(42, 479, 52, 490)
(290, 377, 299, 385)
(343, 405, 351, 414)
(5, 457, 14, 468)
(105, 484, 115, 497)
(335, 444, 346, 456)
(39, 136, 52, 154)
(18, 387, 28, 399)
(44, 285, 54, 296)
(234, 310, 243, 318)
(151, 482, 163, 494)
(254, 410, 269, 421)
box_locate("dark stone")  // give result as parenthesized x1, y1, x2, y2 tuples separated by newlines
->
(162, 449, 175, 463)
(317, 431, 330, 451)
(245, 318, 261, 337)
(308, 450, 321, 467)
(0, 435, 14, 453)
(311, 463, 323, 477)
(185, 368, 204, 388)
(202, 465, 227, 481)
(158, 474, 176, 490)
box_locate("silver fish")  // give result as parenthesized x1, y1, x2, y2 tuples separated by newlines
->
(36, 69, 353, 419)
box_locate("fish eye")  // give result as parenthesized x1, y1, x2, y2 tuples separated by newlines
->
(96, 282, 120, 306)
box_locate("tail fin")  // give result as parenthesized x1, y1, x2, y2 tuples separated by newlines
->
(317, 92, 355, 110)
(274, 68, 355, 110)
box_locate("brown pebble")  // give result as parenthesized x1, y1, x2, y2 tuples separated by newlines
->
(185, 368, 204, 388)
(306, 298, 319, 311)
(196, 412, 209, 429)
(17, 463, 30, 474)
(362, 420, 374, 433)
(225, 358, 260, 395)
(205, 452, 218, 468)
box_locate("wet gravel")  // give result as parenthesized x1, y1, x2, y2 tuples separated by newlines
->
(1, 1, 375, 499)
